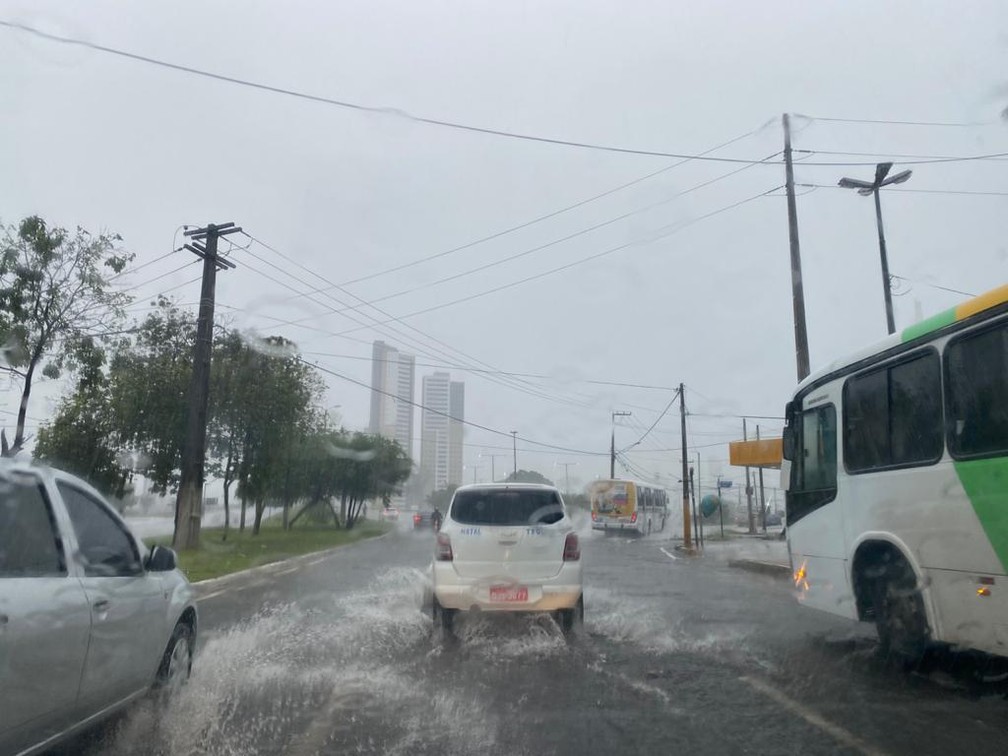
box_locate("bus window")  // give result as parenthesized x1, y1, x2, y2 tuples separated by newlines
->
(946, 321, 1008, 458)
(843, 351, 942, 472)
(788, 404, 837, 525)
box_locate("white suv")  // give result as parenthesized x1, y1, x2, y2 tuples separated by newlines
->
(430, 483, 583, 635)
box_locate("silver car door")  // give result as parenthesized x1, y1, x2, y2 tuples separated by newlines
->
(58, 482, 167, 710)
(0, 472, 91, 756)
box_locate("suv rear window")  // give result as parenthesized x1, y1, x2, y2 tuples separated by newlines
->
(450, 489, 564, 526)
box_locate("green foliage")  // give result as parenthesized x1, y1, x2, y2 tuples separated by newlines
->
(0, 216, 133, 454)
(502, 469, 555, 486)
(426, 484, 459, 510)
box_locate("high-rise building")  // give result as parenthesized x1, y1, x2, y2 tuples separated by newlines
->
(368, 340, 415, 459)
(420, 372, 465, 492)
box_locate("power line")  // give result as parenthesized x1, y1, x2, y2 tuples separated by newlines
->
(621, 388, 680, 452)
(797, 182, 1008, 198)
(237, 250, 600, 412)
(295, 151, 783, 319)
(797, 148, 1008, 163)
(805, 114, 1001, 128)
(0, 19, 782, 165)
(338, 130, 768, 288)
(326, 186, 784, 338)
(117, 260, 200, 294)
(303, 356, 608, 457)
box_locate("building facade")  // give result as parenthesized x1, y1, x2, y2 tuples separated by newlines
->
(368, 340, 415, 459)
(420, 372, 465, 492)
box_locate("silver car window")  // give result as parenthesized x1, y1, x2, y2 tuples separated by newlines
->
(0, 473, 65, 577)
(58, 483, 142, 577)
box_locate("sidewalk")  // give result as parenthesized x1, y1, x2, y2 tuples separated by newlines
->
(692, 528, 791, 578)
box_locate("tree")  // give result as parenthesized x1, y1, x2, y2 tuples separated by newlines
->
(426, 484, 459, 511)
(0, 216, 132, 455)
(502, 469, 554, 486)
(34, 337, 130, 497)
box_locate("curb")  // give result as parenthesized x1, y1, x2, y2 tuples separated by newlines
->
(727, 558, 791, 579)
(192, 526, 394, 587)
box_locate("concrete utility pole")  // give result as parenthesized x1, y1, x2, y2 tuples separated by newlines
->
(678, 384, 692, 549)
(174, 221, 240, 551)
(757, 424, 767, 533)
(511, 431, 518, 477)
(556, 462, 577, 495)
(783, 114, 811, 381)
(743, 418, 755, 534)
(838, 161, 913, 335)
(610, 410, 631, 478)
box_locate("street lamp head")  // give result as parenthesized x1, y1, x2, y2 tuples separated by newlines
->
(838, 176, 874, 190)
(874, 161, 894, 185)
(881, 168, 912, 187)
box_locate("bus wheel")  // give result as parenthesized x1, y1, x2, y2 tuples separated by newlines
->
(870, 553, 928, 666)
(647, 519, 652, 536)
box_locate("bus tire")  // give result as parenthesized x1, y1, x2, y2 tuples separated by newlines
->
(647, 519, 652, 536)
(869, 552, 929, 666)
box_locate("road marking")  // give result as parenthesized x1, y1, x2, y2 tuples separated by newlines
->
(659, 547, 677, 560)
(740, 676, 887, 756)
(306, 557, 326, 566)
(274, 566, 299, 576)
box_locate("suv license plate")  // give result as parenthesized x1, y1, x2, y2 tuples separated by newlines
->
(490, 585, 528, 602)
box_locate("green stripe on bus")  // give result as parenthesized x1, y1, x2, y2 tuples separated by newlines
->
(954, 458, 1008, 573)
(902, 309, 956, 343)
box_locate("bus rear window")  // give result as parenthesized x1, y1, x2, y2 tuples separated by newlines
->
(946, 322, 1008, 459)
(450, 489, 564, 526)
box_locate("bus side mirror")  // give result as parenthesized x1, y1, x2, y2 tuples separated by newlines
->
(782, 426, 796, 461)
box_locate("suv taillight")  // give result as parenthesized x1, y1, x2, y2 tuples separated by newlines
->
(413, 513, 421, 524)
(436, 533, 453, 561)
(630, 511, 638, 524)
(563, 533, 580, 561)
(591, 511, 597, 521)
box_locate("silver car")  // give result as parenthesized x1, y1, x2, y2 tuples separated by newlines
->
(431, 483, 584, 635)
(0, 460, 197, 756)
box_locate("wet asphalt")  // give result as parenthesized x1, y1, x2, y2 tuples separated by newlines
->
(53, 523, 1008, 756)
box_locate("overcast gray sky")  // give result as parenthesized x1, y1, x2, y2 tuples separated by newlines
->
(2, 0, 1006, 492)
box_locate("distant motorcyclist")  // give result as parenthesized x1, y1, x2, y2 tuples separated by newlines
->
(431, 507, 443, 531)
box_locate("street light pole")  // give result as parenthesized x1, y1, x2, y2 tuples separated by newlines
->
(838, 161, 912, 335)
(511, 431, 518, 477)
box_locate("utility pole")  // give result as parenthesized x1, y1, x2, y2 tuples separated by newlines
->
(783, 113, 811, 381)
(557, 462, 577, 495)
(743, 418, 755, 534)
(689, 465, 699, 549)
(511, 430, 518, 477)
(610, 410, 631, 478)
(678, 384, 692, 550)
(695, 451, 704, 547)
(174, 221, 240, 551)
(757, 424, 767, 533)
(716, 474, 725, 538)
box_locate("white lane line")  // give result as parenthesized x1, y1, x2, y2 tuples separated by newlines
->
(274, 566, 299, 576)
(659, 547, 677, 560)
(306, 557, 326, 566)
(740, 676, 887, 756)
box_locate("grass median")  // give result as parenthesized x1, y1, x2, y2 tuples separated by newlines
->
(148, 519, 392, 583)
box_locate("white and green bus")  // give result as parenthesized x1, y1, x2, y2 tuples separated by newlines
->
(782, 284, 1008, 661)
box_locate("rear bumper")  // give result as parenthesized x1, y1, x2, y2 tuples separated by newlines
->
(433, 562, 583, 612)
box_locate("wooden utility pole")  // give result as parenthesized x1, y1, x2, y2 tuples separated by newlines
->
(174, 222, 240, 551)
(678, 384, 692, 549)
(783, 114, 811, 382)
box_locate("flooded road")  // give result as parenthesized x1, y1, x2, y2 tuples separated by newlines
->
(57, 525, 1008, 756)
